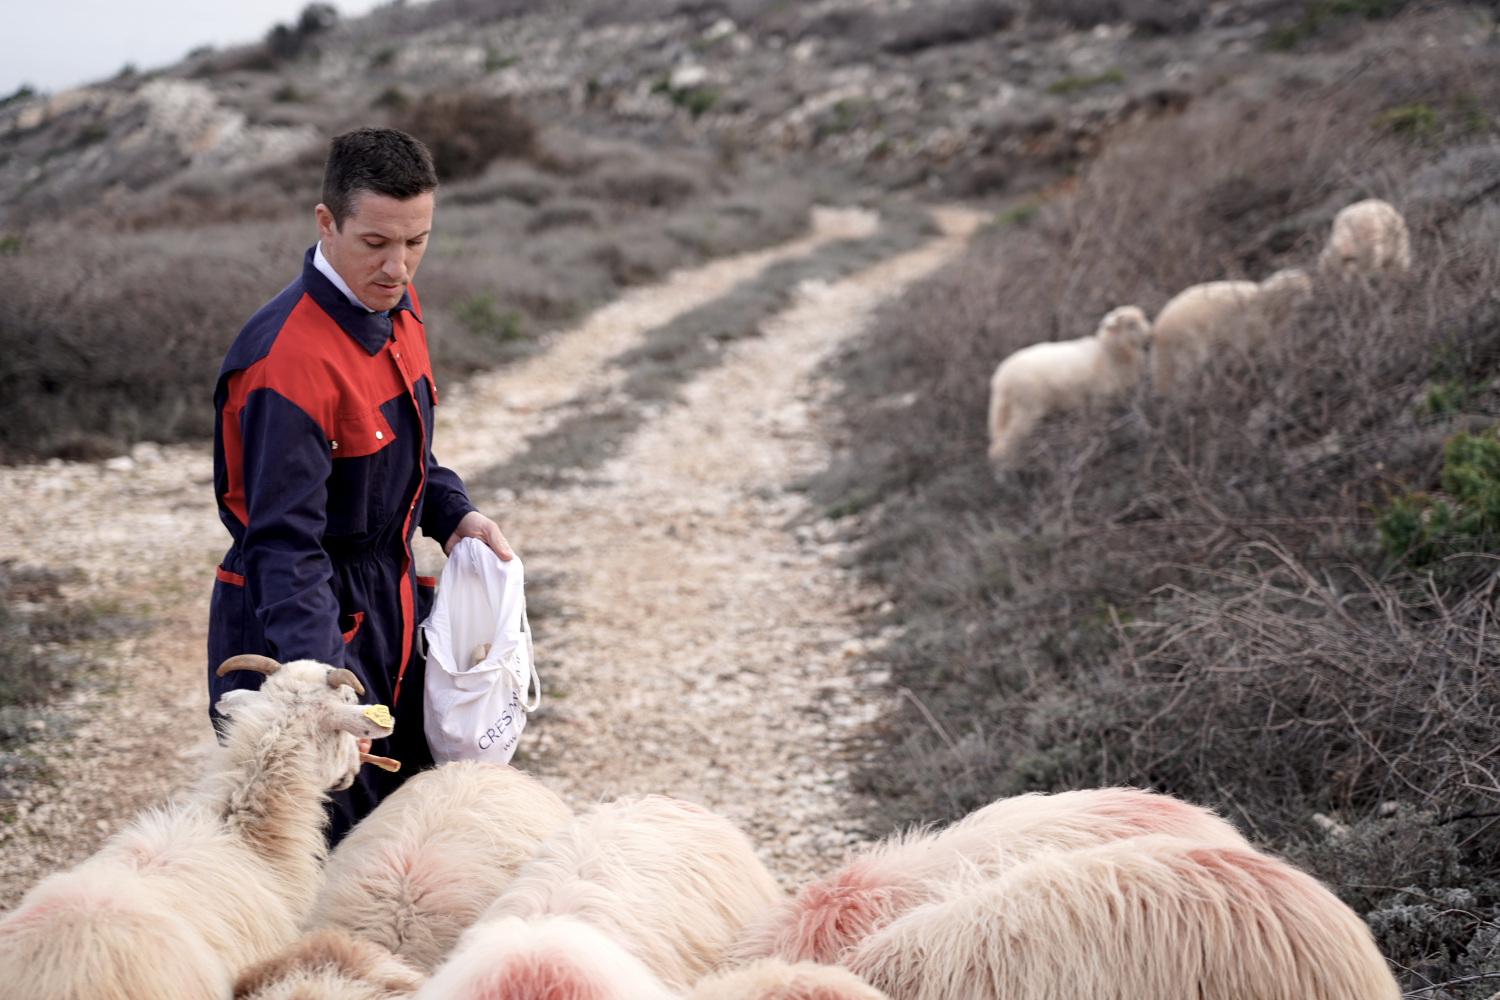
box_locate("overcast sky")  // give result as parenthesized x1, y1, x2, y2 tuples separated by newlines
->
(4, 0, 388, 97)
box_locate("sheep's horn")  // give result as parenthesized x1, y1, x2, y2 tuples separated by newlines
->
(327, 668, 366, 695)
(360, 752, 401, 772)
(216, 654, 282, 677)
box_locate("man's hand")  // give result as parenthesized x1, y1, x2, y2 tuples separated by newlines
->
(444, 510, 515, 561)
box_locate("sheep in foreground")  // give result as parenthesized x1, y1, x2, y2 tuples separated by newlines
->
(303, 760, 574, 973)
(1149, 268, 1313, 391)
(1318, 198, 1411, 282)
(690, 958, 890, 1000)
(0, 655, 394, 1000)
(413, 914, 679, 1000)
(846, 834, 1401, 1000)
(730, 787, 1247, 966)
(987, 305, 1151, 469)
(463, 794, 782, 991)
(233, 928, 425, 1000)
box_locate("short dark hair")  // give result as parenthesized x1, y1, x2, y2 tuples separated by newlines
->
(321, 127, 438, 228)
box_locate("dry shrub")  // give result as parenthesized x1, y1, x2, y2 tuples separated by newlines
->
(395, 91, 537, 181)
(820, 13, 1500, 983)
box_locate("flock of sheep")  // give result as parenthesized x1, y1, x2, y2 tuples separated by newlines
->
(987, 198, 1413, 468)
(0, 652, 1403, 998)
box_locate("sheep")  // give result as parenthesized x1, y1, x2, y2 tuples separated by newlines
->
(0, 655, 395, 1000)
(987, 305, 1151, 469)
(412, 914, 680, 1000)
(302, 760, 574, 973)
(233, 928, 425, 1000)
(1318, 198, 1411, 282)
(845, 834, 1401, 1000)
(730, 787, 1248, 967)
(462, 794, 783, 991)
(1148, 268, 1313, 391)
(689, 958, 890, 1000)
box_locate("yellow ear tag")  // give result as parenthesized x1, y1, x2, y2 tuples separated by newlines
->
(363, 704, 394, 728)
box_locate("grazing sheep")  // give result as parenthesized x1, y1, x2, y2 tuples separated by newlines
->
(731, 787, 1247, 967)
(987, 305, 1151, 469)
(303, 760, 574, 973)
(1318, 198, 1411, 281)
(469, 795, 783, 991)
(690, 958, 890, 1000)
(412, 914, 679, 1000)
(845, 835, 1401, 1000)
(0, 656, 394, 1000)
(234, 928, 425, 1000)
(1149, 268, 1313, 391)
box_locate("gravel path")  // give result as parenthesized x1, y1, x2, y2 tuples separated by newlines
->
(0, 204, 982, 908)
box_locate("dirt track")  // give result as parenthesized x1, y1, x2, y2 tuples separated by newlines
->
(0, 203, 982, 906)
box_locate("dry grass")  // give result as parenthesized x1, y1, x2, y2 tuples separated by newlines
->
(815, 11, 1500, 990)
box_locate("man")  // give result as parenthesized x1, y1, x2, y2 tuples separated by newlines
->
(208, 127, 512, 840)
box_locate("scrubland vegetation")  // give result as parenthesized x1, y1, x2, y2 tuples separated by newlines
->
(814, 5, 1500, 991)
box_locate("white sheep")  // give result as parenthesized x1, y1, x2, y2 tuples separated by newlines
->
(987, 305, 1151, 469)
(460, 794, 783, 991)
(233, 928, 425, 1000)
(413, 914, 679, 1000)
(302, 760, 574, 973)
(730, 787, 1247, 967)
(845, 834, 1401, 1000)
(689, 958, 890, 1000)
(1318, 198, 1411, 282)
(1149, 268, 1313, 391)
(0, 655, 394, 1000)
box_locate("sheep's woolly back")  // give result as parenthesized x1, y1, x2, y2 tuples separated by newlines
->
(234, 928, 426, 1000)
(690, 958, 889, 1000)
(413, 914, 679, 1000)
(1318, 198, 1411, 280)
(730, 788, 1246, 966)
(0, 658, 392, 1000)
(1148, 272, 1310, 391)
(305, 760, 574, 973)
(846, 835, 1401, 1000)
(986, 306, 1150, 467)
(476, 795, 782, 990)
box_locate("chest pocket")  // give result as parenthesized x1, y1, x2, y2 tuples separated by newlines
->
(325, 404, 398, 540)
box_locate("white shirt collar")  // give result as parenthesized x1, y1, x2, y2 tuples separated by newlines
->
(313, 241, 377, 313)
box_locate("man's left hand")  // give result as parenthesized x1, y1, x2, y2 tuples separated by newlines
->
(444, 510, 515, 561)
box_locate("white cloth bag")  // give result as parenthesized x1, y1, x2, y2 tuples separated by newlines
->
(421, 537, 540, 764)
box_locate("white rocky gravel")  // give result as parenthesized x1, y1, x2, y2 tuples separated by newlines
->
(0, 204, 982, 908)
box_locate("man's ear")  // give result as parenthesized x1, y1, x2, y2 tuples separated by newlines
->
(215, 688, 255, 719)
(327, 703, 395, 740)
(315, 203, 339, 240)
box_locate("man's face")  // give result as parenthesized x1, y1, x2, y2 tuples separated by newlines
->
(315, 189, 434, 312)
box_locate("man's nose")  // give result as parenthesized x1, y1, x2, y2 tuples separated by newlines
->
(380, 249, 405, 280)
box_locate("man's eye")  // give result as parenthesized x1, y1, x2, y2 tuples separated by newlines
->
(364, 240, 383, 249)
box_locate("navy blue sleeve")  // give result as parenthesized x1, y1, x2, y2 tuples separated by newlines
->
(420, 456, 477, 545)
(239, 387, 346, 668)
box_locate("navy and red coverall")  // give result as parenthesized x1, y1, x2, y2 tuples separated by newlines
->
(208, 246, 476, 840)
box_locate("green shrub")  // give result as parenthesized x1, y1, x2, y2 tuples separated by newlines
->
(454, 295, 524, 342)
(1375, 102, 1439, 143)
(1375, 429, 1500, 570)
(1046, 69, 1125, 96)
(395, 92, 537, 180)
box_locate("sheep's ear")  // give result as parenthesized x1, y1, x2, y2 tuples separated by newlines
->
(328, 703, 395, 739)
(215, 688, 256, 718)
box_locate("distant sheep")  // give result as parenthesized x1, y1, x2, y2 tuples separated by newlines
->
(303, 760, 574, 973)
(690, 958, 890, 1000)
(413, 914, 678, 1000)
(234, 928, 425, 1000)
(0, 655, 394, 1000)
(731, 787, 1247, 967)
(1318, 198, 1411, 282)
(467, 795, 782, 990)
(1149, 268, 1313, 391)
(846, 834, 1402, 1000)
(987, 305, 1151, 469)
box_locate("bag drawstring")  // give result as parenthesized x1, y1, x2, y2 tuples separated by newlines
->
(519, 599, 541, 713)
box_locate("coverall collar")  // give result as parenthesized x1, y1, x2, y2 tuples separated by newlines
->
(300, 245, 420, 357)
